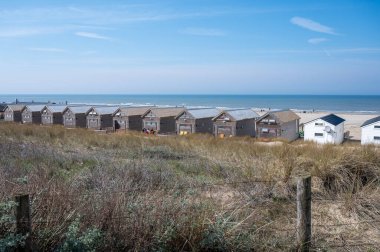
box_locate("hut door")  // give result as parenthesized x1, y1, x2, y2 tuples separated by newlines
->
(179, 124, 192, 135)
(144, 121, 158, 130)
(217, 126, 233, 138)
(114, 120, 121, 130)
(88, 118, 99, 129)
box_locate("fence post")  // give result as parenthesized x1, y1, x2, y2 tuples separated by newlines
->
(15, 194, 32, 252)
(297, 176, 311, 252)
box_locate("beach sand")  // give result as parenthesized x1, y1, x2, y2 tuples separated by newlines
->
(255, 110, 378, 141)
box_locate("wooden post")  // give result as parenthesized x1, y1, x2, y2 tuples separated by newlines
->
(297, 176, 311, 252)
(15, 194, 32, 252)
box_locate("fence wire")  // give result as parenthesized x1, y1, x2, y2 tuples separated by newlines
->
(2, 177, 380, 250)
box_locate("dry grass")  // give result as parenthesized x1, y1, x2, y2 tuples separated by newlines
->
(0, 123, 379, 251)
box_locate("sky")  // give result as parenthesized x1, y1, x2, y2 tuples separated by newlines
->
(0, 0, 379, 94)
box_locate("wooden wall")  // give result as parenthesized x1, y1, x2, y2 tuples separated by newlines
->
(128, 115, 143, 131)
(4, 109, 22, 122)
(22, 110, 41, 124)
(236, 119, 256, 137)
(63, 113, 87, 128)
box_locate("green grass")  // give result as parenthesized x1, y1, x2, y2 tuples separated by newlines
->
(0, 123, 379, 251)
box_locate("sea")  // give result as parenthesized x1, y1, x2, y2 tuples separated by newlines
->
(1, 95, 380, 114)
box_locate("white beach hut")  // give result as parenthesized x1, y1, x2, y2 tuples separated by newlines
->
(303, 114, 345, 144)
(360, 116, 380, 145)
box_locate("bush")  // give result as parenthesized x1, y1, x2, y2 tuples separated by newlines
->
(58, 218, 102, 252)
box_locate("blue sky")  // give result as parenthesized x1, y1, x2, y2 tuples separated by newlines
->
(0, 0, 379, 94)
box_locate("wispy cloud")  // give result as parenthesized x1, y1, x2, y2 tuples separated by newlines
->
(179, 27, 226, 36)
(252, 48, 380, 55)
(308, 38, 329, 44)
(0, 27, 51, 38)
(290, 17, 337, 35)
(75, 31, 113, 41)
(81, 50, 97, 55)
(0, 6, 316, 27)
(28, 47, 66, 52)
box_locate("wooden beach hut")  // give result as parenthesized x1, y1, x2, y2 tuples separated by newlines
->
(361, 116, 380, 145)
(86, 106, 120, 131)
(21, 104, 46, 124)
(303, 114, 345, 144)
(175, 108, 220, 135)
(0, 103, 8, 120)
(62, 106, 93, 128)
(113, 106, 152, 132)
(41, 105, 68, 125)
(3, 104, 25, 122)
(141, 107, 184, 134)
(256, 109, 300, 141)
(212, 109, 259, 138)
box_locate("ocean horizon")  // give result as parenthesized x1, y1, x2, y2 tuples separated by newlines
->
(1, 94, 380, 114)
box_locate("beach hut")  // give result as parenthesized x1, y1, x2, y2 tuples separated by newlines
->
(212, 109, 259, 137)
(41, 105, 68, 125)
(3, 104, 25, 122)
(62, 106, 93, 128)
(303, 114, 345, 144)
(256, 109, 300, 141)
(86, 106, 120, 131)
(0, 103, 8, 120)
(175, 108, 220, 135)
(21, 104, 46, 124)
(361, 116, 380, 145)
(141, 107, 184, 134)
(113, 106, 152, 132)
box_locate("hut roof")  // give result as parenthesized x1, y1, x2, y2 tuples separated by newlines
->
(213, 109, 259, 121)
(116, 106, 152, 117)
(65, 106, 93, 114)
(304, 113, 345, 126)
(23, 104, 46, 112)
(320, 114, 345, 126)
(258, 109, 300, 123)
(91, 106, 120, 115)
(176, 108, 220, 119)
(142, 107, 184, 118)
(5, 104, 25, 112)
(44, 105, 68, 113)
(361, 115, 380, 127)
(0, 103, 9, 112)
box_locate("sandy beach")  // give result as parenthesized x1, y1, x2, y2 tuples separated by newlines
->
(255, 110, 378, 141)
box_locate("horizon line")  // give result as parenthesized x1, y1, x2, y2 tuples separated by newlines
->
(1, 93, 380, 96)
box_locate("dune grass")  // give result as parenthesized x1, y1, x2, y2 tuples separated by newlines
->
(0, 123, 379, 251)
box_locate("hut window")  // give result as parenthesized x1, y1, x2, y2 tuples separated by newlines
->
(315, 133, 324, 137)
(315, 122, 324, 126)
(261, 128, 269, 133)
(268, 119, 276, 124)
(374, 136, 380, 140)
(374, 125, 380, 129)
